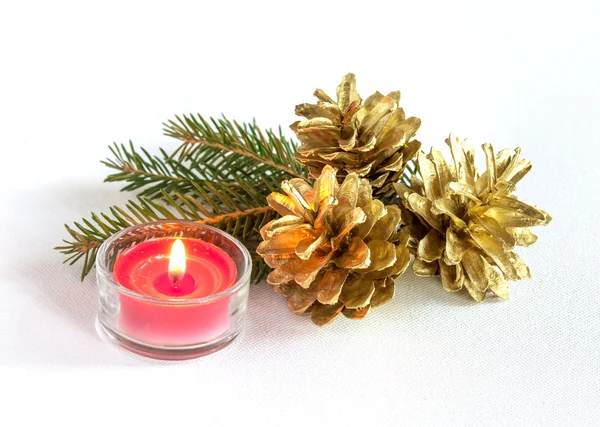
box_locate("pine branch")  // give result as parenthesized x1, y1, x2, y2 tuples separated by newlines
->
(251, 256, 271, 286)
(163, 115, 307, 181)
(104, 116, 308, 200)
(103, 141, 272, 199)
(103, 141, 213, 199)
(56, 196, 276, 282)
(104, 139, 283, 203)
(56, 176, 279, 282)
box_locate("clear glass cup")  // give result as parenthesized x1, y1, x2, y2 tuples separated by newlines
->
(95, 220, 251, 360)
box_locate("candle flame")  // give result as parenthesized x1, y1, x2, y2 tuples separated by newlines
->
(168, 239, 186, 283)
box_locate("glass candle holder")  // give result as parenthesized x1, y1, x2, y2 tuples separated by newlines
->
(95, 220, 251, 360)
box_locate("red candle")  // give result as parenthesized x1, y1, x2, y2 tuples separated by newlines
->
(113, 237, 237, 346)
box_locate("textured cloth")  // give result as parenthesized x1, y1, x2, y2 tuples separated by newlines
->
(0, 1, 599, 426)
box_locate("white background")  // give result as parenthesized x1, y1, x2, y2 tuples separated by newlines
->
(1, 1, 599, 426)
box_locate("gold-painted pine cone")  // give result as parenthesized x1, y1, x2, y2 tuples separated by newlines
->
(257, 165, 410, 325)
(394, 134, 551, 301)
(291, 73, 422, 197)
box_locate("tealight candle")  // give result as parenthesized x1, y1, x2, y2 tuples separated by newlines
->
(95, 221, 251, 360)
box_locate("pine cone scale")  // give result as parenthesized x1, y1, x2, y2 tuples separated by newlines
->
(470, 231, 519, 280)
(370, 277, 395, 307)
(413, 258, 438, 276)
(354, 200, 386, 239)
(342, 306, 370, 320)
(333, 237, 370, 269)
(311, 302, 344, 326)
(365, 205, 402, 241)
(336, 73, 360, 111)
(439, 261, 464, 292)
(508, 227, 538, 246)
(417, 229, 445, 263)
(316, 269, 349, 305)
(470, 214, 515, 247)
(295, 103, 341, 123)
(339, 273, 375, 309)
(294, 252, 333, 288)
(371, 243, 411, 280)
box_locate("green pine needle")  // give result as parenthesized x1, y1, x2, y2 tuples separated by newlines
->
(55, 189, 277, 282)
(103, 141, 209, 199)
(102, 115, 308, 200)
(163, 114, 307, 182)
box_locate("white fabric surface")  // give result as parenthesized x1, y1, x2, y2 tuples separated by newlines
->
(1, 1, 599, 425)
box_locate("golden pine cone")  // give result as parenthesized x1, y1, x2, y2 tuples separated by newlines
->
(291, 73, 422, 197)
(257, 165, 410, 325)
(394, 134, 552, 301)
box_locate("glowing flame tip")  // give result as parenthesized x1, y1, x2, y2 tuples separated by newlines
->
(168, 239, 186, 283)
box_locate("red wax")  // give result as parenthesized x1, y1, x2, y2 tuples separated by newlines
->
(113, 237, 237, 346)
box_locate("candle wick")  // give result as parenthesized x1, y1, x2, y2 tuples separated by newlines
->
(172, 274, 180, 284)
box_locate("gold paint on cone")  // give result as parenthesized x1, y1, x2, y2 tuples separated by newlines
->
(258, 166, 410, 325)
(395, 135, 551, 301)
(291, 73, 422, 197)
